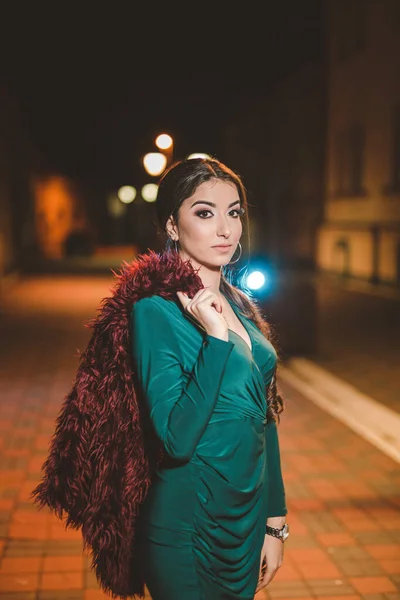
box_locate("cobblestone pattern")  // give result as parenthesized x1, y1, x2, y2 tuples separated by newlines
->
(0, 277, 399, 599)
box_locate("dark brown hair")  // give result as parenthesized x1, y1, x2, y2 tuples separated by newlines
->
(155, 157, 284, 422)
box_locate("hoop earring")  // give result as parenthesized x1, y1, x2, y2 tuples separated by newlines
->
(228, 241, 242, 264)
(168, 238, 179, 253)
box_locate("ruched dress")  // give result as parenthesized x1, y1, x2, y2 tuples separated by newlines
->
(130, 294, 287, 600)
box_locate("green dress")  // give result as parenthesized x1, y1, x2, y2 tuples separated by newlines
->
(130, 293, 287, 600)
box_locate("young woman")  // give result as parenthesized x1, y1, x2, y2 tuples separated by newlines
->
(131, 157, 289, 599)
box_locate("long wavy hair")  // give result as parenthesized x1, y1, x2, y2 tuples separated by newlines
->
(155, 157, 285, 422)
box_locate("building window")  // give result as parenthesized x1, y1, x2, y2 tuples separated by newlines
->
(335, 124, 366, 196)
(334, 0, 367, 63)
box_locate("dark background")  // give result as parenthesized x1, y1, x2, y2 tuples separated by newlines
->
(2, 1, 324, 195)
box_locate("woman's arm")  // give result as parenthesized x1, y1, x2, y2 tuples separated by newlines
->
(131, 297, 234, 463)
(265, 418, 287, 519)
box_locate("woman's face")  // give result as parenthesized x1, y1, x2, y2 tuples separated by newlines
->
(166, 179, 244, 269)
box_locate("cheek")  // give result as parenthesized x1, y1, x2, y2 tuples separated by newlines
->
(180, 215, 243, 243)
(230, 219, 243, 241)
(181, 218, 213, 241)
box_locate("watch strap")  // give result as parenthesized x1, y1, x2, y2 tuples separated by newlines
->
(265, 523, 287, 541)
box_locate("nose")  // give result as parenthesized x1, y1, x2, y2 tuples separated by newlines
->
(216, 215, 232, 238)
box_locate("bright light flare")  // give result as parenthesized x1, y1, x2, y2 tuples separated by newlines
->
(142, 183, 158, 202)
(117, 186, 137, 203)
(245, 270, 267, 290)
(155, 134, 173, 150)
(187, 153, 211, 160)
(143, 152, 167, 176)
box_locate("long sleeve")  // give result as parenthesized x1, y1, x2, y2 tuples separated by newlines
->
(131, 297, 235, 463)
(265, 419, 287, 517)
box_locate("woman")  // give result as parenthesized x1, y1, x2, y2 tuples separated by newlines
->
(131, 157, 289, 599)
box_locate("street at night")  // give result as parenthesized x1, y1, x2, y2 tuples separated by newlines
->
(1, 0, 400, 598)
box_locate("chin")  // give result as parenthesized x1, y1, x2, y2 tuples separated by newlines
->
(203, 255, 233, 269)
(183, 249, 234, 270)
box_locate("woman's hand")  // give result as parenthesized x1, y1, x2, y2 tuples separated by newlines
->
(255, 534, 284, 593)
(176, 289, 228, 340)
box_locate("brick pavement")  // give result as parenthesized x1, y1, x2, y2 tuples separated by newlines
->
(0, 276, 399, 600)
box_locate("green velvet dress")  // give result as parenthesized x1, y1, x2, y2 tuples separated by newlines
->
(130, 294, 287, 600)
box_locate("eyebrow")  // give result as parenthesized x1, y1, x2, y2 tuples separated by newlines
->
(190, 199, 241, 208)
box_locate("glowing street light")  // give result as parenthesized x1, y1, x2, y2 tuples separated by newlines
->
(246, 270, 267, 290)
(187, 153, 211, 160)
(155, 134, 173, 150)
(155, 133, 174, 165)
(141, 183, 158, 203)
(143, 152, 167, 176)
(117, 185, 137, 204)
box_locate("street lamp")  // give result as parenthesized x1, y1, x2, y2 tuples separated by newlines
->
(155, 133, 173, 165)
(117, 186, 137, 204)
(187, 153, 211, 159)
(143, 152, 167, 176)
(155, 134, 173, 150)
(141, 183, 158, 203)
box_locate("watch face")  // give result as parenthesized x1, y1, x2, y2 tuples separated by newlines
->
(282, 524, 290, 541)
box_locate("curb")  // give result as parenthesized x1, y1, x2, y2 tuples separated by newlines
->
(279, 357, 400, 465)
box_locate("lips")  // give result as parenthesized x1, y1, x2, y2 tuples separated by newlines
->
(213, 245, 232, 248)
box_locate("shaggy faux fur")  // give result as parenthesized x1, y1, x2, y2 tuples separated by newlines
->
(31, 249, 205, 599)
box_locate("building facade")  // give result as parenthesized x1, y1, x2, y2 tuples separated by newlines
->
(317, 0, 400, 284)
(223, 62, 325, 270)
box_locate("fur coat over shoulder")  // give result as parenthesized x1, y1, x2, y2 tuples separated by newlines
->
(31, 249, 206, 599)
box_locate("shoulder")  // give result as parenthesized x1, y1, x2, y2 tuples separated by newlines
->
(131, 295, 179, 325)
(130, 296, 182, 352)
(132, 294, 174, 313)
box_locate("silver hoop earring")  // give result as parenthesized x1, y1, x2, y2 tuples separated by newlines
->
(169, 238, 179, 253)
(228, 241, 242, 264)
(167, 237, 179, 253)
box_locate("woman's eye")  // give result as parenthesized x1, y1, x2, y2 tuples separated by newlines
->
(195, 210, 213, 219)
(230, 208, 246, 218)
(194, 207, 246, 219)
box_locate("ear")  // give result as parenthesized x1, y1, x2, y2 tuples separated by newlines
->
(166, 216, 179, 241)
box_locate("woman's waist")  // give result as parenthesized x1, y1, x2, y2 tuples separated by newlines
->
(211, 403, 267, 425)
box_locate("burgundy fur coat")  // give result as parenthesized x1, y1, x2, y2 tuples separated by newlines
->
(31, 249, 206, 599)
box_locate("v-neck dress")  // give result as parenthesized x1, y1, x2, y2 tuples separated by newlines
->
(130, 294, 287, 600)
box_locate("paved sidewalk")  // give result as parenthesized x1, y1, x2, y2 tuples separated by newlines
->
(309, 273, 400, 415)
(0, 275, 399, 600)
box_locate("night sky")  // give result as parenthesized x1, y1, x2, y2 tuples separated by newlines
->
(3, 1, 323, 195)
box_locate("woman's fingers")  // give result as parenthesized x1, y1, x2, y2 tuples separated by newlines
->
(177, 288, 222, 315)
(176, 288, 227, 337)
(176, 290, 190, 310)
(256, 563, 279, 592)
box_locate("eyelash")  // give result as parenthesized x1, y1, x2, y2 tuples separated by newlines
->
(194, 207, 246, 219)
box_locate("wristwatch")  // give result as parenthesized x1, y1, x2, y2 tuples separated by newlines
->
(265, 522, 290, 542)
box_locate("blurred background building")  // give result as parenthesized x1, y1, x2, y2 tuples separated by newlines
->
(0, 85, 36, 278)
(317, 0, 400, 285)
(34, 176, 91, 259)
(223, 60, 325, 272)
